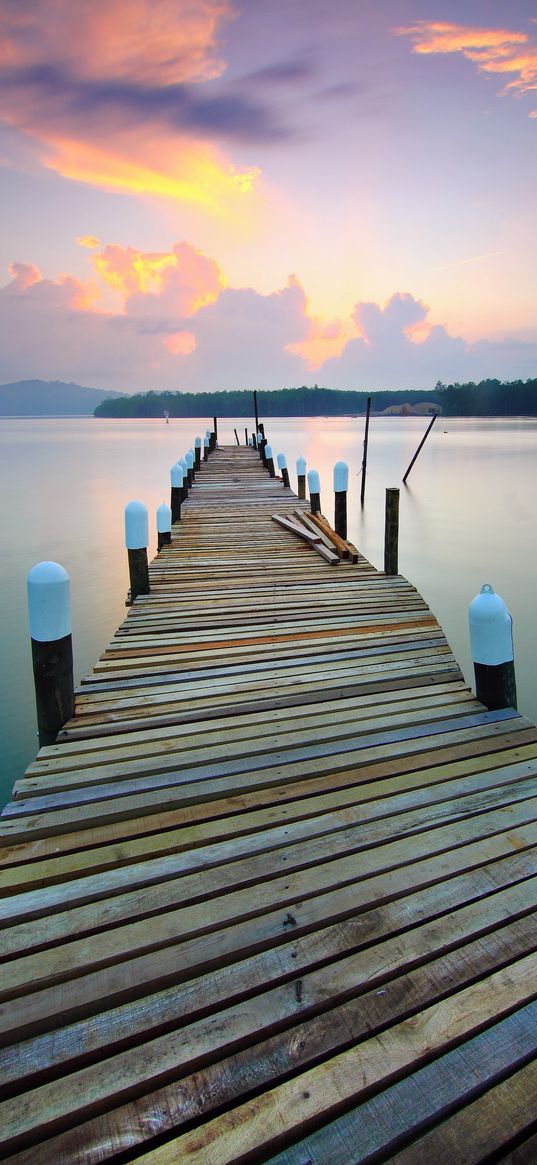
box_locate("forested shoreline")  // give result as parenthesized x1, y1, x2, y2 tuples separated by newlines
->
(94, 379, 537, 418)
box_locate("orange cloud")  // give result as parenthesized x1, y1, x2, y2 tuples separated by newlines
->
(47, 136, 261, 216)
(284, 277, 358, 369)
(397, 21, 537, 112)
(76, 236, 101, 250)
(164, 331, 197, 356)
(0, 0, 233, 85)
(91, 240, 225, 315)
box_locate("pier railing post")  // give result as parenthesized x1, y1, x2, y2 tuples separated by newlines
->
(194, 436, 201, 471)
(297, 456, 306, 499)
(157, 503, 172, 551)
(265, 443, 275, 477)
(203, 436, 209, 461)
(170, 463, 184, 523)
(384, 487, 399, 575)
(334, 461, 348, 539)
(308, 469, 321, 515)
(185, 450, 194, 487)
(277, 453, 290, 487)
(469, 584, 517, 710)
(125, 500, 150, 601)
(27, 561, 75, 746)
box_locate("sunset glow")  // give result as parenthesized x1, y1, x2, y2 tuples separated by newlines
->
(1, 1, 536, 392)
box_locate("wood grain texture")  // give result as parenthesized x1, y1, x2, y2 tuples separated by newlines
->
(0, 444, 533, 1164)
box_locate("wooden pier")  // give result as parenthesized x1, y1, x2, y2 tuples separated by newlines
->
(2, 444, 537, 1163)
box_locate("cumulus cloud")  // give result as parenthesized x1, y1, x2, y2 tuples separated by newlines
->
(397, 21, 537, 116)
(2, 246, 537, 392)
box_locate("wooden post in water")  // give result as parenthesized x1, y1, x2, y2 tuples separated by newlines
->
(27, 561, 75, 746)
(244, 427, 248, 446)
(360, 395, 372, 507)
(125, 500, 150, 601)
(178, 458, 189, 500)
(194, 436, 202, 471)
(213, 416, 218, 447)
(277, 453, 290, 487)
(469, 584, 517, 710)
(334, 461, 348, 539)
(308, 469, 321, 515)
(234, 428, 240, 446)
(253, 390, 259, 435)
(157, 503, 172, 551)
(185, 451, 194, 487)
(384, 487, 399, 575)
(264, 443, 276, 477)
(403, 414, 437, 484)
(252, 431, 257, 450)
(296, 456, 306, 499)
(170, 463, 183, 523)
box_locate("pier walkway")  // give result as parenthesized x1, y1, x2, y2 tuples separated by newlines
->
(2, 445, 537, 1163)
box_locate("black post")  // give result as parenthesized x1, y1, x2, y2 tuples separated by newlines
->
(31, 635, 75, 746)
(384, 487, 399, 575)
(213, 416, 218, 447)
(171, 486, 182, 524)
(234, 428, 240, 446)
(360, 395, 372, 507)
(128, 548, 150, 599)
(253, 390, 259, 434)
(245, 427, 248, 446)
(403, 414, 437, 484)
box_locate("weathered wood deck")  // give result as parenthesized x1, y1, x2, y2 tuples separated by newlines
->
(2, 445, 537, 1164)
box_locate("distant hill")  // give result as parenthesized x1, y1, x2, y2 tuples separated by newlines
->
(0, 380, 124, 416)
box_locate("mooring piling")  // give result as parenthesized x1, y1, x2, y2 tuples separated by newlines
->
(194, 436, 202, 471)
(403, 413, 437, 484)
(157, 502, 172, 551)
(277, 452, 290, 487)
(384, 487, 400, 575)
(125, 500, 150, 601)
(27, 560, 75, 747)
(203, 436, 209, 461)
(296, 456, 306, 500)
(264, 443, 276, 477)
(170, 463, 183, 523)
(333, 461, 348, 539)
(308, 468, 321, 515)
(185, 450, 194, 487)
(469, 584, 517, 711)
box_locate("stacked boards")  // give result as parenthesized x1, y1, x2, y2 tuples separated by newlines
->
(1, 446, 537, 1163)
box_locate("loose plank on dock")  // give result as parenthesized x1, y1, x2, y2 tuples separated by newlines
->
(1, 445, 536, 1164)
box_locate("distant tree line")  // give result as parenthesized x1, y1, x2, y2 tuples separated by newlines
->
(93, 379, 537, 418)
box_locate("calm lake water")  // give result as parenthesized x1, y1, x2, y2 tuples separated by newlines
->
(0, 415, 534, 810)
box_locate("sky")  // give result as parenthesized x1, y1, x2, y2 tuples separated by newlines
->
(0, 0, 536, 393)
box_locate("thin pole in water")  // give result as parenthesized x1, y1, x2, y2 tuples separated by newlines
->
(403, 414, 437, 484)
(360, 395, 372, 507)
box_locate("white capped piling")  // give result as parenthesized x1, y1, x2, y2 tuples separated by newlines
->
(384, 487, 399, 575)
(178, 457, 189, 500)
(185, 449, 194, 487)
(170, 463, 184, 523)
(277, 452, 290, 488)
(297, 456, 306, 500)
(27, 561, 75, 746)
(203, 435, 209, 462)
(257, 430, 266, 462)
(308, 468, 321, 515)
(334, 461, 348, 539)
(157, 502, 172, 551)
(125, 500, 150, 602)
(194, 436, 202, 471)
(264, 443, 275, 477)
(469, 584, 517, 710)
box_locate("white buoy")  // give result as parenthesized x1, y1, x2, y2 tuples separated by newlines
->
(124, 501, 149, 601)
(333, 461, 348, 538)
(307, 468, 321, 514)
(27, 561, 74, 745)
(469, 583, 517, 710)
